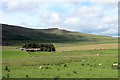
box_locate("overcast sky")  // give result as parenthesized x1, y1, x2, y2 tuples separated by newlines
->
(0, 0, 119, 37)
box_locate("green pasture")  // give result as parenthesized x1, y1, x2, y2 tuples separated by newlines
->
(2, 48, 118, 78)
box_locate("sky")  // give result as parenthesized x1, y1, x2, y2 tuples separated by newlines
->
(0, 0, 119, 37)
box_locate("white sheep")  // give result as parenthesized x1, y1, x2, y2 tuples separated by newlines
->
(113, 63, 118, 65)
(99, 63, 102, 66)
(96, 54, 99, 56)
(112, 63, 118, 69)
(38, 66, 43, 69)
(81, 60, 85, 62)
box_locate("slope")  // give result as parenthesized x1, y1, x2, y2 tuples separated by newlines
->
(1, 24, 117, 45)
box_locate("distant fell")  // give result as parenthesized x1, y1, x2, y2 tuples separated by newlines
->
(1, 23, 117, 45)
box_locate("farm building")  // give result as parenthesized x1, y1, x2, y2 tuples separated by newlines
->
(20, 48, 41, 52)
(21, 43, 56, 52)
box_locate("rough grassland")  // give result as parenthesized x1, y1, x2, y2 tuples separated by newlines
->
(56, 43, 118, 51)
(2, 43, 118, 78)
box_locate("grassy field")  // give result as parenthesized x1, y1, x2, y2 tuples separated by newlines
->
(55, 43, 118, 51)
(2, 43, 118, 78)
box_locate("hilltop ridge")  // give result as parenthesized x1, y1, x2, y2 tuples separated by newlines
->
(1, 23, 117, 45)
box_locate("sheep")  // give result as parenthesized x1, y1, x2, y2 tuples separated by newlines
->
(81, 60, 85, 62)
(96, 54, 99, 56)
(112, 63, 118, 69)
(98, 63, 102, 66)
(38, 66, 43, 69)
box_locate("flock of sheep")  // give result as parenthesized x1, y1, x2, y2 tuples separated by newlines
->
(38, 55, 119, 70)
(21, 47, 119, 71)
(38, 63, 119, 70)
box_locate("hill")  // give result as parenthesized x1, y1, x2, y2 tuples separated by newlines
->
(1, 23, 117, 45)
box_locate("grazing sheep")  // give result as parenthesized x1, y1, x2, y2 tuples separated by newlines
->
(81, 60, 85, 62)
(112, 63, 118, 69)
(96, 54, 99, 56)
(38, 66, 43, 69)
(99, 63, 102, 66)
